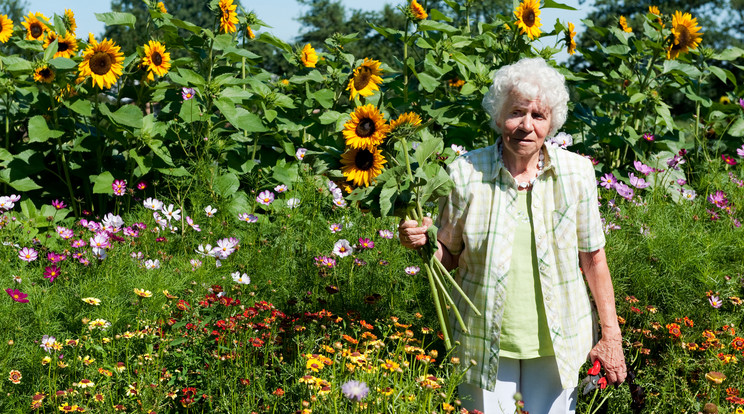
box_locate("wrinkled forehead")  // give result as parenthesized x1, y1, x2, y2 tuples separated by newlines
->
(503, 88, 550, 114)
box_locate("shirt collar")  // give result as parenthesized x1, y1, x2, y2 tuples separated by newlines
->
(489, 138, 557, 182)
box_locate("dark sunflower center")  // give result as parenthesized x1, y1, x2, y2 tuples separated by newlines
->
(40, 68, 52, 78)
(58, 42, 69, 52)
(30, 22, 43, 38)
(523, 9, 535, 27)
(152, 52, 163, 66)
(355, 118, 376, 138)
(354, 149, 375, 171)
(90, 52, 112, 75)
(353, 67, 372, 90)
(677, 27, 691, 47)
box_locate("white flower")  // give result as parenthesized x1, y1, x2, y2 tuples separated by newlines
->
(274, 184, 288, 193)
(296, 148, 307, 161)
(681, 188, 697, 201)
(204, 205, 217, 217)
(161, 204, 182, 222)
(451, 144, 467, 156)
(547, 132, 573, 149)
(101, 213, 124, 231)
(332, 239, 353, 258)
(404, 266, 420, 276)
(144, 259, 160, 270)
(287, 198, 300, 209)
(196, 244, 213, 256)
(143, 197, 163, 211)
(333, 198, 347, 208)
(0, 196, 15, 210)
(231, 271, 251, 285)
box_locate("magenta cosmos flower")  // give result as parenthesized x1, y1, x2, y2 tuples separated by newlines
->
(112, 180, 127, 196)
(6, 288, 29, 303)
(18, 247, 38, 262)
(51, 199, 66, 209)
(358, 237, 374, 249)
(722, 154, 737, 166)
(182, 87, 195, 100)
(256, 190, 275, 205)
(44, 265, 60, 282)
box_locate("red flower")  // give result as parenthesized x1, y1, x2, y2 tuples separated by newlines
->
(722, 154, 737, 165)
(5, 288, 29, 303)
(731, 337, 744, 351)
(666, 323, 681, 338)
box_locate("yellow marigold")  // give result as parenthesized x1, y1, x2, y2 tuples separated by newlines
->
(666, 11, 703, 60)
(0, 14, 14, 43)
(619, 16, 632, 32)
(22, 12, 48, 41)
(219, 0, 238, 34)
(410, 0, 428, 20)
(514, 0, 541, 40)
(78, 37, 124, 89)
(300, 43, 317, 68)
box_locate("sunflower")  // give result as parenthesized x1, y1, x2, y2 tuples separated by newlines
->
(347, 58, 383, 100)
(78, 37, 124, 89)
(648, 6, 663, 27)
(300, 43, 317, 67)
(389, 112, 422, 130)
(619, 16, 632, 33)
(142, 40, 171, 78)
(410, 0, 428, 20)
(667, 11, 703, 60)
(343, 104, 390, 150)
(157, 2, 167, 13)
(33, 65, 55, 83)
(22, 12, 48, 41)
(565, 22, 576, 55)
(340, 147, 386, 187)
(448, 77, 465, 88)
(63, 9, 77, 34)
(219, 0, 238, 34)
(0, 15, 13, 43)
(514, 0, 541, 40)
(44, 31, 79, 59)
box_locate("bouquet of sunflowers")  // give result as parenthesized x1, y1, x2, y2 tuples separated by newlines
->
(323, 58, 481, 350)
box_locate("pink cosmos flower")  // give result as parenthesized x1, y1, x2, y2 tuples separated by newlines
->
(186, 216, 201, 232)
(6, 288, 29, 303)
(314, 255, 337, 268)
(136, 181, 147, 190)
(51, 199, 66, 209)
(44, 265, 60, 282)
(274, 184, 288, 193)
(378, 229, 394, 239)
(629, 173, 650, 189)
(56, 226, 74, 240)
(18, 247, 37, 262)
(722, 154, 737, 165)
(599, 173, 616, 189)
(333, 239, 353, 257)
(182, 87, 195, 100)
(358, 237, 374, 249)
(296, 148, 307, 161)
(330, 223, 342, 233)
(615, 182, 634, 200)
(709, 295, 723, 308)
(405, 266, 420, 275)
(708, 191, 728, 208)
(238, 213, 258, 223)
(256, 190, 275, 205)
(112, 180, 127, 196)
(642, 133, 654, 142)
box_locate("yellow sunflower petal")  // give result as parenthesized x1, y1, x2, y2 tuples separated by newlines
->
(666, 10, 703, 60)
(0, 15, 14, 43)
(142, 40, 171, 78)
(343, 104, 390, 150)
(22, 12, 48, 41)
(78, 37, 124, 89)
(219, 0, 238, 34)
(301, 43, 317, 68)
(513, 0, 541, 40)
(346, 58, 383, 100)
(340, 147, 386, 187)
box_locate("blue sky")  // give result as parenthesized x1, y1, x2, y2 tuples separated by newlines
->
(23, 0, 590, 61)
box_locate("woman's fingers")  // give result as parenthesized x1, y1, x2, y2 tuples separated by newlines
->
(398, 219, 432, 249)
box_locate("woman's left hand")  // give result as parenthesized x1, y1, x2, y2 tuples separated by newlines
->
(588, 333, 626, 385)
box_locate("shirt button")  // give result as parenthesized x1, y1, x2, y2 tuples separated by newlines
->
(539, 264, 548, 272)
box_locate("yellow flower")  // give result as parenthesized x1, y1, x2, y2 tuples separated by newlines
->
(157, 2, 167, 13)
(410, 0, 427, 20)
(340, 147, 386, 187)
(63, 9, 77, 34)
(219, 0, 238, 34)
(33, 66, 55, 83)
(514, 0, 541, 40)
(649, 5, 660, 15)
(347, 58, 383, 100)
(381, 359, 400, 371)
(22, 12, 48, 41)
(44, 31, 79, 59)
(666, 11, 703, 60)
(389, 112, 422, 130)
(246, 25, 255, 39)
(0, 15, 13, 43)
(705, 371, 725, 384)
(565, 22, 577, 55)
(142, 40, 171, 78)
(82, 297, 101, 306)
(343, 104, 389, 150)
(720, 96, 731, 105)
(58, 404, 79, 413)
(134, 288, 152, 298)
(448, 77, 465, 88)
(42, 356, 52, 365)
(78, 37, 124, 89)
(619, 16, 632, 33)
(300, 43, 317, 68)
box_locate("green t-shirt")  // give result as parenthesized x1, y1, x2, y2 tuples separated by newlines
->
(499, 191, 554, 359)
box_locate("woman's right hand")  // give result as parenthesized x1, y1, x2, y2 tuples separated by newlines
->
(398, 217, 433, 249)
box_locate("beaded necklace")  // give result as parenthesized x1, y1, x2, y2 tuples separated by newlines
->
(498, 142, 545, 190)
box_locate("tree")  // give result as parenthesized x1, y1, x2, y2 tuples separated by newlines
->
(0, 0, 27, 22)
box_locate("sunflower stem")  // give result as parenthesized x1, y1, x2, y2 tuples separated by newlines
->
(403, 17, 409, 104)
(433, 252, 481, 316)
(427, 259, 466, 333)
(424, 260, 452, 350)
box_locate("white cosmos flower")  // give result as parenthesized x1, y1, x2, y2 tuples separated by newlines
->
(332, 239, 353, 258)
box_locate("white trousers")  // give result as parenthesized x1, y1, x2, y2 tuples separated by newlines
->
(458, 356, 577, 414)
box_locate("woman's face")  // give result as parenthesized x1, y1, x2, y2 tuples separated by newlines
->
(497, 93, 552, 162)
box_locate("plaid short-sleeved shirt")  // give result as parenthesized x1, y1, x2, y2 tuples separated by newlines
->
(436, 140, 605, 390)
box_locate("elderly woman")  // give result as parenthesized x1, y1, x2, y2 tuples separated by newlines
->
(399, 58, 626, 413)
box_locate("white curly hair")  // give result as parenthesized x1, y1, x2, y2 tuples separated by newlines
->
(481, 58, 569, 138)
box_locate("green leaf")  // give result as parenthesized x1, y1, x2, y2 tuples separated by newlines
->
(212, 34, 235, 51)
(49, 57, 77, 70)
(8, 177, 42, 192)
(176, 68, 206, 88)
(628, 92, 646, 104)
(28, 116, 63, 143)
(708, 66, 729, 84)
(100, 104, 144, 129)
(156, 167, 191, 176)
(1, 56, 32, 72)
(213, 173, 240, 197)
(312, 89, 335, 109)
(319, 110, 343, 125)
(43, 39, 58, 62)
(449, 51, 475, 75)
(429, 9, 453, 22)
(146, 139, 175, 166)
(179, 100, 204, 123)
(654, 102, 674, 132)
(272, 162, 299, 184)
(417, 20, 458, 35)
(221, 47, 261, 61)
(257, 32, 292, 53)
(414, 137, 443, 167)
(543, 0, 577, 10)
(419, 166, 454, 203)
(214, 98, 267, 132)
(91, 171, 115, 194)
(729, 119, 744, 138)
(290, 70, 325, 84)
(416, 71, 439, 93)
(713, 47, 744, 61)
(20, 199, 40, 220)
(95, 12, 136, 28)
(168, 17, 201, 33)
(379, 187, 398, 218)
